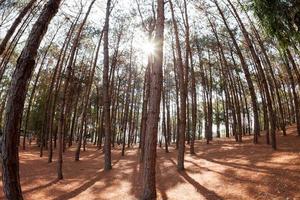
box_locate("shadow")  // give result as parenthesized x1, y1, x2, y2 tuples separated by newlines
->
(162, 157, 224, 199)
(1, 125, 300, 200)
(53, 171, 105, 200)
(179, 170, 223, 200)
(184, 160, 263, 186)
(156, 163, 168, 200)
(128, 152, 142, 199)
(23, 179, 59, 194)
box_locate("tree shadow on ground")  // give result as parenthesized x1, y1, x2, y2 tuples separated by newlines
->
(178, 170, 223, 200)
(52, 170, 106, 200)
(23, 179, 59, 194)
(1, 125, 300, 199)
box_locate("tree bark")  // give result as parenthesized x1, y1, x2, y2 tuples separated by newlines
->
(0, 0, 37, 56)
(170, 0, 186, 171)
(283, 51, 300, 136)
(103, 0, 112, 171)
(285, 50, 300, 136)
(141, 0, 164, 198)
(1, 0, 61, 198)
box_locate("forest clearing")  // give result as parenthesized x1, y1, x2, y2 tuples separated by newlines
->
(1, 0, 300, 199)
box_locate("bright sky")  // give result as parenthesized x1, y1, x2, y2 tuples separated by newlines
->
(0, 0, 251, 73)
(0, 0, 253, 135)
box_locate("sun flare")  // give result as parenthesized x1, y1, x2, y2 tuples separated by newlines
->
(143, 41, 155, 56)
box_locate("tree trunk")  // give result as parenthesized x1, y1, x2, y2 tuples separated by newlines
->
(285, 50, 300, 136)
(141, 0, 164, 198)
(283, 52, 300, 136)
(162, 84, 169, 153)
(1, 0, 61, 198)
(0, 10, 34, 82)
(226, 0, 276, 149)
(170, 0, 186, 171)
(103, 0, 112, 171)
(214, 0, 260, 144)
(0, 0, 37, 56)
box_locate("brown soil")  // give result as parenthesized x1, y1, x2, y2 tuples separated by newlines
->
(1, 125, 300, 200)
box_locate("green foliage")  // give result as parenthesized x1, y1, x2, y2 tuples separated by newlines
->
(27, 70, 49, 135)
(249, 0, 300, 48)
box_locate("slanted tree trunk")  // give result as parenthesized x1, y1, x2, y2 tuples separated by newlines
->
(225, 0, 276, 149)
(0, 0, 37, 56)
(23, 60, 43, 150)
(23, 27, 59, 151)
(0, 9, 35, 82)
(74, 10, 101, 160)
(241, 6, 286, 136)
(48, 24, 79, 160)
(283, 51, 300, 136)
(1, 0, 61, 198)
(58, 0, 94, 177)
(285, 50, 300, 136)
(48, 24, 75, 162)
(214, 0, 260, 144)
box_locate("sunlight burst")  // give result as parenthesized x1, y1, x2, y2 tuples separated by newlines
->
(143, 40, 155, 56)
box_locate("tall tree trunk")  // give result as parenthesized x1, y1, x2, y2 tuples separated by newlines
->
(48, 24, 74, 162)
(182, 0, 197, 154)
(58, 0, 94, 177)
(226, 0, 276, 149)
(142, 0, 164, 198)
(103, 0, 112, 171)
(1, 0, 61, 198)
(69, 83, 81, 148)
(171, 41, 180, 149)
(23, 61, 43, 150)
(74, 12, 101, 160)
(170, 0, 186, 171)
(285, 50, 300, 136)
(121, 84, 130, 155)
(283, 52, 300, 136)
(139, 67, 150, 162)
(166, 83, 172, 144)
(162, 84, 169, 153)
(23, 26, 59, 151)
(214, 0, 260, 144)
(241, 5, 286, 136)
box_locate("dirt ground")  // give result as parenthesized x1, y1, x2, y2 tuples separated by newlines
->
(1, 125, 300, 200)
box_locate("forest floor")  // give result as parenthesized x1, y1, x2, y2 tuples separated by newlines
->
(1, 125, 300, 200)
